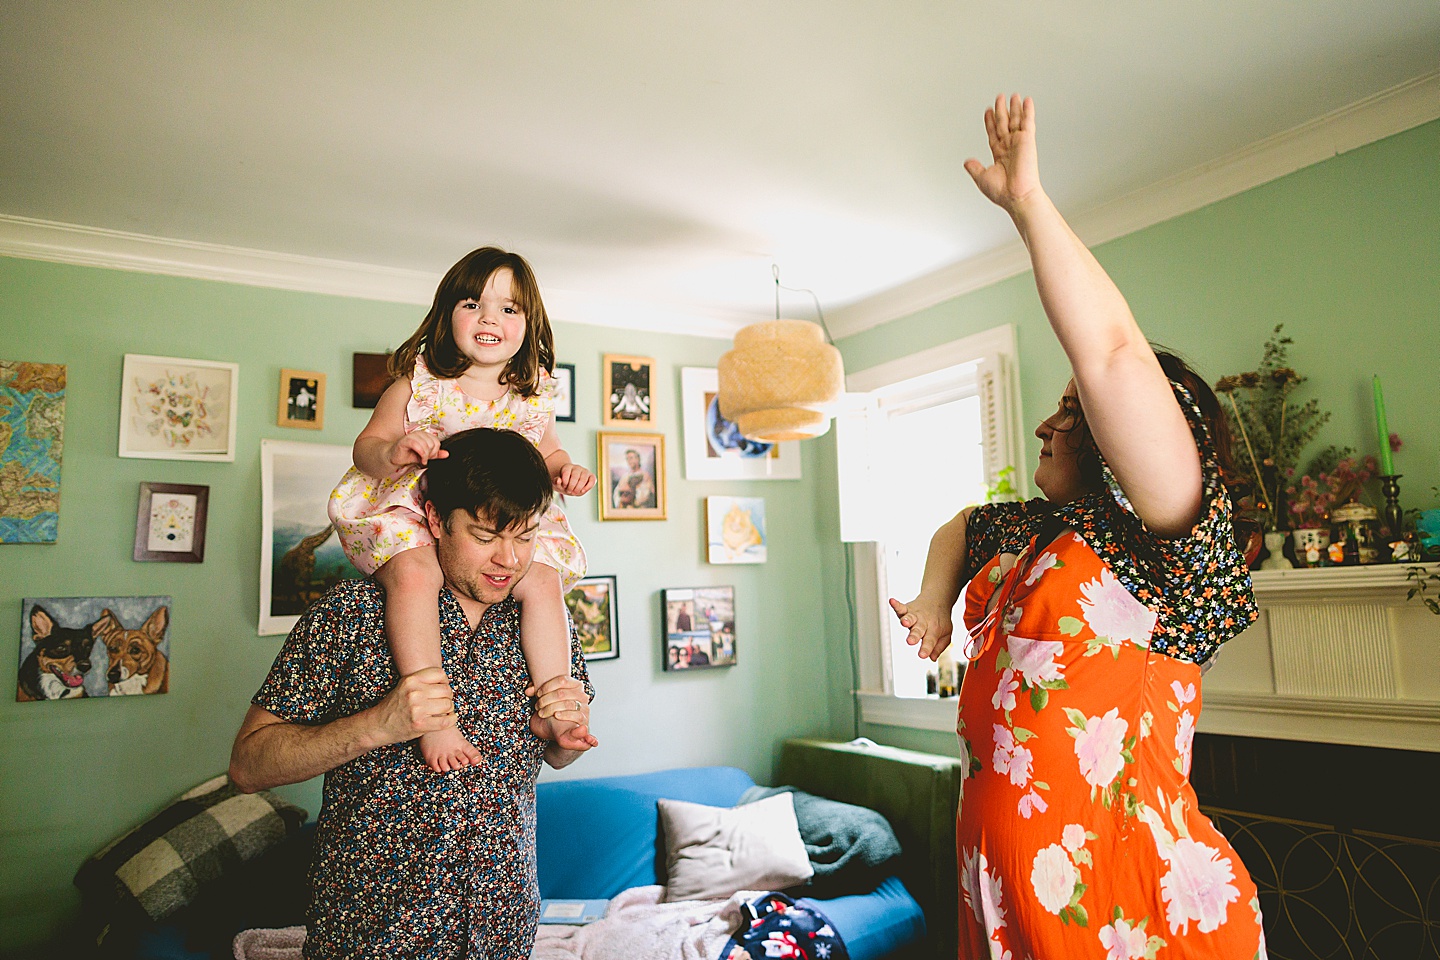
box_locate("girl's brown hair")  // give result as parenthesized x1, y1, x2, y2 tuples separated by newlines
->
(1057, 349, 1255, 545)
(390, 247, 555, 396)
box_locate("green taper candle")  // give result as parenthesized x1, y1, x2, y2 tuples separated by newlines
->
(1373, 375, 1394, 475)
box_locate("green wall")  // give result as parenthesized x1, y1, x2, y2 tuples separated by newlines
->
(0, 260, 841, 950)
(828, 118, 1440, 756)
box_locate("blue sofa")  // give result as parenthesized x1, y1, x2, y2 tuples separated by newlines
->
(132, 739, 960, 960)
(535, 764, 926, 960)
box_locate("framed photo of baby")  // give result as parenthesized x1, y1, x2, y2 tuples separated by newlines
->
(602, 354, 653, 426)
(598, 432, 665, 520)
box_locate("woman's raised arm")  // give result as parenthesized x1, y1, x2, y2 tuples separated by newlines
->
(967, 96, 1202, 537)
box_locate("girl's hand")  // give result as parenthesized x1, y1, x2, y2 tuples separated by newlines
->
(963, 94, 1042, 213)
(388, 431, 447, 470)
(553, 463, 596, 497)
(888, 594, 954, 662)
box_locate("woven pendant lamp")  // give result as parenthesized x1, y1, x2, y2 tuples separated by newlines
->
(717, 270, 844, 443)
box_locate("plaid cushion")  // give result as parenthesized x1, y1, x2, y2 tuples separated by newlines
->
(74, 775, 308, 938)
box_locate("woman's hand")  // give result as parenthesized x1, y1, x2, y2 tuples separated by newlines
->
(889, 594, 954, 662)
(387, 431, 447, 470)
(553, 462, 596, 497)
(964, 94, 1042, 213)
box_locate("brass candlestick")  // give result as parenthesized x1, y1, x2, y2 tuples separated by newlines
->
(1379, 474, 1403, 540)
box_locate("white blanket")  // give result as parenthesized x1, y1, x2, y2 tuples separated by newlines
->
(531, 886, 760, 960)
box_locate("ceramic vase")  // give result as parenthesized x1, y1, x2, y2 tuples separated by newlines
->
(1259, 531, 1293, 570)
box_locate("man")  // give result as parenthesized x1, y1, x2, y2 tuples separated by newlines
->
(230, 427, 597, 960)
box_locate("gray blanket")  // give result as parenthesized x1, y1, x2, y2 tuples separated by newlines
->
(739, 786, 901, 896)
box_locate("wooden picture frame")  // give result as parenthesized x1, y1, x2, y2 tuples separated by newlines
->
(662, 586, 736, 671)
(565, 574, 618, 661)
(598, 432, 666, 520)
(602, 354, 654, 426)
(553, 363, 576, 423)
(133, 482, 210, 563)
(278, 369, 326, 430)
(352, 352, 391, 409)
(118, 354, 239, 462)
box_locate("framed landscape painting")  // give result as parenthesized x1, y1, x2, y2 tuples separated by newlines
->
(259, 440, 363, 635)
(564, 574, 618, 661)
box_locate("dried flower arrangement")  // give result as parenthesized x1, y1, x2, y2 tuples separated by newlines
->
(1214, 324, 1329, 531)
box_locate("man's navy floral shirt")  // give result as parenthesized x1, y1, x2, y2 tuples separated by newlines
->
(254, 580, 593, 960)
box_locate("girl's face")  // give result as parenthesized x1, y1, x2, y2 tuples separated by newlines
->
(450, 267, 526, 370)
(1033, 379, 1089, 505)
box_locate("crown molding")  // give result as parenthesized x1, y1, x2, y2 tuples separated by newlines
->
(828, 71, 1440, 340)
(0, 215, 748, 340)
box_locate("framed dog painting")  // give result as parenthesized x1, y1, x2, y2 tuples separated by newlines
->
(17, 596, 171, 701)
(598, 432, 665, 520)
(602, 354, 653, 426)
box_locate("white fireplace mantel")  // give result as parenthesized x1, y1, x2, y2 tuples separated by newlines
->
(1200, 563, 1440, 752)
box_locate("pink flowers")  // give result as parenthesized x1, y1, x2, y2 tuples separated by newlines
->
(1072, 708, 1129, 789)
(1078, 570, 1157, 648)
(1285, 454, 1379, 529)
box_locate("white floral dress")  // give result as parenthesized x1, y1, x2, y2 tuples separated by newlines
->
(328, 357, 586, 592)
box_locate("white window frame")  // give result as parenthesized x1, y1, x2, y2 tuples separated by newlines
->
(835, 324, 1025, 732)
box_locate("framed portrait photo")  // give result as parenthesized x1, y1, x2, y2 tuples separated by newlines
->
(133, 482, 209, 563)
(564, 574, 618, 661)
(553, 363, 576, 423)
(602, 354, 654, 426)
(662, 586, 736, 671)
(680, 367, 801, 480)
(598, 432, 666, 520)
(278, 369, 326, 430)
(118, 354, 239, 462)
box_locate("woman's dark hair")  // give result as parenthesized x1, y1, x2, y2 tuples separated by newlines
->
(425, 428, 553, 531)
(390, 247, 555, 396)
(1057, 348, 1254, 543)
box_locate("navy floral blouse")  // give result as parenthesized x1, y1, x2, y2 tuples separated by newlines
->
(966, 381, 1258, 665)
(253, 581, 593, 960)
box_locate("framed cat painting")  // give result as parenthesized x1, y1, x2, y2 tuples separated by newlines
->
(706, 496, 766, 564)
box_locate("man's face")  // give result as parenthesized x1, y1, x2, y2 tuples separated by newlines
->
(625, 450, 641, 471)
(425, 502, 539, 606)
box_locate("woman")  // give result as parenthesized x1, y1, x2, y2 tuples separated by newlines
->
(891, 96, 1266, 958)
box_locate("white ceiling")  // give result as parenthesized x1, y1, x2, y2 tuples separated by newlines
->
(3, 2, 1438, 337)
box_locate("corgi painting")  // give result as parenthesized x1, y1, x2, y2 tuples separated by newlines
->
(17, 596, 171, 702)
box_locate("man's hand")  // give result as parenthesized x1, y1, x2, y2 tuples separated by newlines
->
(553, 462, 596, 497)
(525, 675, 598, 752)
(371, 667, 458, 746)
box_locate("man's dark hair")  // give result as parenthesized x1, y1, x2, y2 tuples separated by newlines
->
(425, 428, 553, 531)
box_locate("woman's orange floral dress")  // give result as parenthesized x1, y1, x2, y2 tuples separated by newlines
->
(954, 383, 1266, 960)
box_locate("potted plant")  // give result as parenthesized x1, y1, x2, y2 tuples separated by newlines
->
(1215, 325, 1330, 567)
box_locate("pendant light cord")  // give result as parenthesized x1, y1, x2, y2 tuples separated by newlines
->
(771, 263, 836, 344)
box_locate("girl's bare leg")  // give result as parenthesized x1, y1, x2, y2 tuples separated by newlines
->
(511, 563, 576, 741)
(375, 546, 481, 772)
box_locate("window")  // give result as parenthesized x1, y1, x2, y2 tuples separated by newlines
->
(835, 325, 1024, 729)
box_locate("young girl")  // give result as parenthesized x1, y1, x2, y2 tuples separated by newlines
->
(329, 247, 595, 772)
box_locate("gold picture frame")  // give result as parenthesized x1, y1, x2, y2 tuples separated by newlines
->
(601, 354, 654, 427)
(598, 431, 666, 520)
(278, 368, 326, 430)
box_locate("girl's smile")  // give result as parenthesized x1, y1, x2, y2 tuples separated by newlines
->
(452, 267, 525, 373)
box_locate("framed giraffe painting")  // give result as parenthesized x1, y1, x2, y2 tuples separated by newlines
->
(258, 439, 363, 636)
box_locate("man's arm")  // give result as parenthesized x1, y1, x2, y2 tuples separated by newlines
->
(229, 666, 457, 793)
(526, 674, 598, 770)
